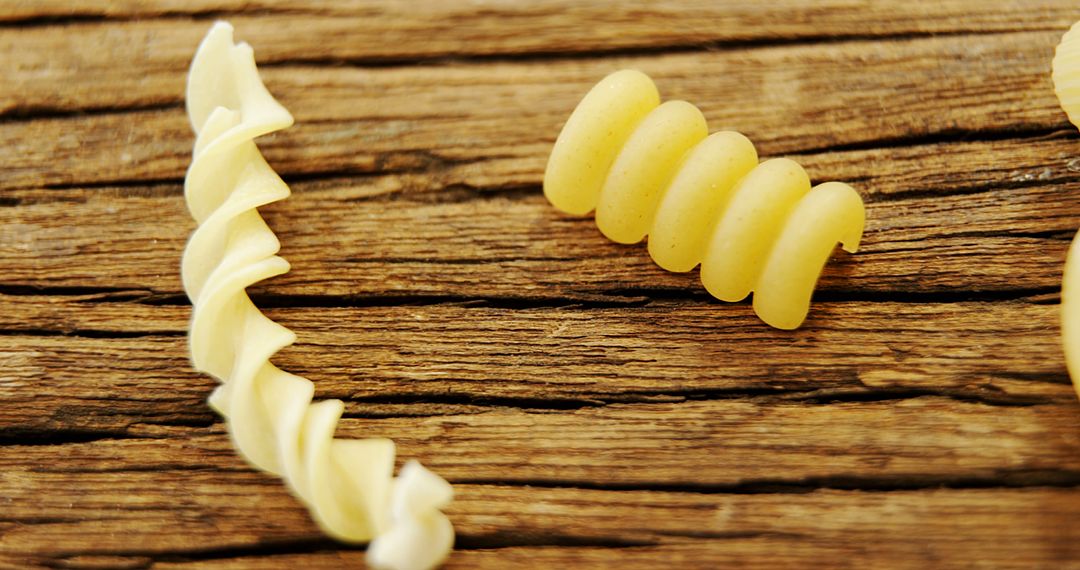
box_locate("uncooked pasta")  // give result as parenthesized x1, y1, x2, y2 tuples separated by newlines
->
(544, 69, 866, 330)
(1053, 20, 1080, 399)
(181, 22, 453, 570)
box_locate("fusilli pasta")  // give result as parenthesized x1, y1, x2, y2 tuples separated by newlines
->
(181, 22, 453, 570)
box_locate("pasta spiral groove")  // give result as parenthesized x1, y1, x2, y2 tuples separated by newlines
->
(181, 22, 453, 570)
(544, 70, 866, 329)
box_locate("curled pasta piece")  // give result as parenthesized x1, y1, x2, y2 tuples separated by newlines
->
(1063, 235, 1080, 400)
(1054, 20, 1080, 131)
(544, 70, 866, 329)
(1053, 21, 1080, 398)
(181, 22, 453, 569)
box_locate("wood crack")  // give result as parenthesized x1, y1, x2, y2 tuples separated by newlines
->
(339, 387, 1055, 417)
(0, 428, 138, 447)
(39, 533, 653, 569)
(869, 174, 1080, 205)
(810, 287, 1061, 304)
(47, 537, 343, 569)
(0, 328, 186, 339)
(255, 28, 1067, 68)
(0, 286, 1064, 315)
(0, 102, 182, 125)
(789, 124, 1075, 158)
(456, 469, 1080, 495)
(0, 8, 316, 29)
(454, 533, 654, 550)
(0, 388, 1054, 451)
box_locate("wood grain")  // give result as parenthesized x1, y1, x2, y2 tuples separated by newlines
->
(3, 0, 1078, 118)
(3, 151, 1079, 298)
(4, 1, 1080, 568)
(5, 446, 1080, 570)
(0, 295, 1072, 413)
(0, 30, 1069, 191)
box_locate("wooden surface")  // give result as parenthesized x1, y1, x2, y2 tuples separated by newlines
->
(5, 1, 1080, 568)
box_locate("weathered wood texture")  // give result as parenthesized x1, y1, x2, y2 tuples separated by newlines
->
(4, 1, 1080, 568)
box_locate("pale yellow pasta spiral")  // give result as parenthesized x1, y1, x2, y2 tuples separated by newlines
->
(181, 22, 453, 570)
(1052, 20, 1080, 399)
(544, 70, 866, 330)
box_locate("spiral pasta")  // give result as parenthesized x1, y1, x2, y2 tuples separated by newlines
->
(1052, 20, 1080, 399)
(1053, 20, 1080, 131)
(544, 70, 866, 329)
(181, 22, 453, 570)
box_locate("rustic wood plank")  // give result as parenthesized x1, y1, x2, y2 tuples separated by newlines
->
(3, 1, 1077, 120)
(5, 2, 1080, 569)
(7, 393, 1080, 486)
(1, 295, 1073, 413)
(4, 432, 1080, 568)
(0, 31, 1067, 191)
(5, 0, 1078, 33)
(2, 292, 1077, 495)
(149, 532, 1080, 570)
(3, 135, 1079, 299)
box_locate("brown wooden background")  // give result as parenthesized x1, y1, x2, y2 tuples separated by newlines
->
(5, 1, 1080, 568)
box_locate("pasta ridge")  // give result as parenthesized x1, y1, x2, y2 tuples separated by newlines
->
(181, 22, 453, 570)
(544, 69, 866, 330)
